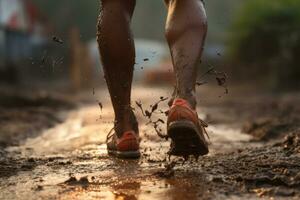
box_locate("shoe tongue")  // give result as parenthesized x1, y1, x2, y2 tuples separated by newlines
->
(123, 131, 135, 137)
(172, 98, 196, 113)
(173, 98, 190, 107)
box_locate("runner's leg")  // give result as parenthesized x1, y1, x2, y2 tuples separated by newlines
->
(97, 0, 137, 137)
(164, 0, 207, 108)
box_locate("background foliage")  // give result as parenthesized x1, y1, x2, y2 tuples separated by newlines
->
(32, 0, 300, 89)
(228, 0, 300, 89)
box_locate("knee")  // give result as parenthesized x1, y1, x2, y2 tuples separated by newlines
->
(166, 14, 207, 32)
(97, 0, 136, 37)
(165, 19, 207, 44)
(165, 0, 207, 43)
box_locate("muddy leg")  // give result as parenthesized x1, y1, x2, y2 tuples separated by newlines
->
(165, 0, 207, 109)
(97, 0, 137, 137)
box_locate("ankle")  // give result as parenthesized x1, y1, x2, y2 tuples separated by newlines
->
(114, 111, 138, 137)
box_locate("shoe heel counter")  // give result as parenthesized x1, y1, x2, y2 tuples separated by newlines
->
(168, 98, 198, 125)
(117, 133, 139, 151)
(168, 105, 197, 122)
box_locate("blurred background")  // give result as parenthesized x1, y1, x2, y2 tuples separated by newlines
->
(1, 1, 300, 198)
(0, 0, 299, 92)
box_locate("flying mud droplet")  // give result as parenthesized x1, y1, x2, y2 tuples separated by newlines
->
(196, 66, 229, 95)
(151, 103, 158, 113)
(145, 110, 152, 118)
(97, 101, 103, 111)
(135, 97, 169, 139)
(196, 81, 208, 86)
(52, 36, 64, 44)
(96, 101, 103, 120)
(40, 50, 48, 66)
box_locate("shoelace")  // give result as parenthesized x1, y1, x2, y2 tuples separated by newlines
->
(106, 127, 115, 143)
(107, 119, 209, 142)
(198, 118, 210, 140)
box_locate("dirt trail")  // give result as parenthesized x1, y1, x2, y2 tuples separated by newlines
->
(0, 87, 299, 200)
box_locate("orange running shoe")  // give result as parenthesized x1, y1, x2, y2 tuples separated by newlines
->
(106, 130, 140, 159)
(167, 98, 209, 157)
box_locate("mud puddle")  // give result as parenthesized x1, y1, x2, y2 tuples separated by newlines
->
(1, 87, 299, 199)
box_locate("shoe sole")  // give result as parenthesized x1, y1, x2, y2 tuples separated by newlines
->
(167, 120, 209, 156)
(108, 150, 141, 159)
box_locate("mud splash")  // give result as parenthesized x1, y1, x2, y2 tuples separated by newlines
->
(1, 87, 300, 199)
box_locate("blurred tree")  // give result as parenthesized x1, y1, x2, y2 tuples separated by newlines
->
(228, 0, 300, 89)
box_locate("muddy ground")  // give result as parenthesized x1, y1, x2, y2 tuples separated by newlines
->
(0, 86, 299, 200)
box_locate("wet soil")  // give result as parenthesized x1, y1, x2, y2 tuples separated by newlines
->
(0, 89, 74, 147)
(0, 86, 299, 199)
